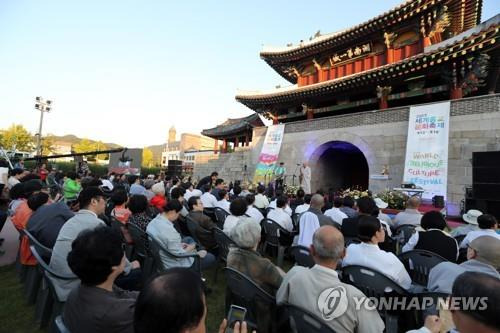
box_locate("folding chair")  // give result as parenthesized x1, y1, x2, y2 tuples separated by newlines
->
(224, 267, 276, 332)
(147, 234, 201, 275)
(284, 303, 336, 333)
(394, 225, 417, 252)
(30, 245, 78, 330)
(23, 229, 52, 304)
(127, 223, 154, 282)
(213, 227, 236, 281)
(398, 250, 447, 286)
(261, 218, 293, 267)
(342, 265, 411, 332)
(53, 315, 71, 333)
(214, 207, 229, 229)
(290, 245, 315, 268)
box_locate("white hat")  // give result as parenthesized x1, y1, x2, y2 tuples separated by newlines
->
(100, 179, 114, 191)
(374, 197, 388, 209)
(462, 209, 482, 225)
(151, 181, 165, 195)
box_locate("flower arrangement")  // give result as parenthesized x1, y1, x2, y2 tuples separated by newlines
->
(376, 190, 408, 210)
(339, 187, 369, 200)
(285, 185, 300, 197)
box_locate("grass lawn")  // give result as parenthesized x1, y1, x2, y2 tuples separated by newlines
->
(0, 255, 291, 333)
(0, 265, 44, 333)
(0, 263, 226, 333)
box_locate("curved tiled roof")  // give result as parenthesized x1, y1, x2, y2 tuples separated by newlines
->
(261, 0, 482, 82)
(201, 113, 264, 138)
(237, 20, 499, 110)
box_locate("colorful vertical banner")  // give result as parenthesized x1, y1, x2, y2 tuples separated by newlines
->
(403, 101, 450, 199)
(253, 124, 285, 184)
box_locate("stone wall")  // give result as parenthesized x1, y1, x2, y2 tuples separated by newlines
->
(194, 94, 500, 214)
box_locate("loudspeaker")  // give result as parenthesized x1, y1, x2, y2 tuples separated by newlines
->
(168, 160, 182, 166)
(465, 198, 500, 219)
(432, 195, 445, 208)
(472, 151, 500, 201)
(472, 151, 500, 168)
(166, 162, 182, 177)
(473, 184, 500, 201)
(473, 168, 500, 183)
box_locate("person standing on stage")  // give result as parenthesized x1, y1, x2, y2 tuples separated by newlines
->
(300, 161, 312, 194)
(274, 162, 286, 189)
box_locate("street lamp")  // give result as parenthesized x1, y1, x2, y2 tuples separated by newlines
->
(34, 96, 53, 157)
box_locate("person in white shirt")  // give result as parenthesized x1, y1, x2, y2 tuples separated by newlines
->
(200, 184, 217, 208)
(266, 196, 294, 232)
(7, 168, 24, 189)
(342, 215, 412, 290)
(324, 197, 348, 224)
(460, 214, 499, 248)
(215, 189, 231, 213)
(294, 194, 311, 215)
(183, 182, 202, 202)
(254, 184, 270, 209)
(269, 197, 292, 216)
(245, 194, 264, 223)
(223, 198, 250, 235)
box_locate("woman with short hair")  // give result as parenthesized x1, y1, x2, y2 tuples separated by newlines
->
(402, 211, 458, 262)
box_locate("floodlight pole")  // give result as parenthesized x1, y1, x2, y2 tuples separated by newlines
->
(36, 109, 45, 157)
(34, 96, 53, 158)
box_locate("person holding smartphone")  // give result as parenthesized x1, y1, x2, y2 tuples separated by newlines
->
(134, 268, 255, 333)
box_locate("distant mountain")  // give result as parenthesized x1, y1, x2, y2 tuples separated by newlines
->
(49, 134, 122, 149)
(49, 134, 165, 163)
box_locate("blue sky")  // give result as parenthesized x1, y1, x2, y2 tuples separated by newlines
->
(0, 1, 497, 147)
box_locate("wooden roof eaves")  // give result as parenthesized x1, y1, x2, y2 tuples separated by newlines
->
(237, 25, 499, 109)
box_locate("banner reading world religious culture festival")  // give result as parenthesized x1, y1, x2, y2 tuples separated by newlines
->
(253, 124, 285, 184)
(403, 101, 450, 199)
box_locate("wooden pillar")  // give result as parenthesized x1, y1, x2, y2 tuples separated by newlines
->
(306, 108, 314, 120)
(423, 36, 432, 48)
(273, 114, 278, 125)
(222, 139, 227, 153)
(213, 139, 218, 154)
(245, 134, 249, 147)
(235, 136, 239, 148)
(386, 48, 394, 64)
(377, 86, 391, 110)
(450, 87, 463, 100)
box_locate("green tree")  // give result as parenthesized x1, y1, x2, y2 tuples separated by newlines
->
(73, 138, 98, 161)
(142, 148, 154, 167)
(94, 141, 109, 160)
(40, 135, 56, 155)
(0, 124, 34, 152)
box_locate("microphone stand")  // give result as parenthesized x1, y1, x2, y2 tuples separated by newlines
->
(292, 164, 300, 186)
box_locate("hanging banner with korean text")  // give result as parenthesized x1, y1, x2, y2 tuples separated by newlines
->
(403, 101, 450, 199)
(253, 124, 285, 184)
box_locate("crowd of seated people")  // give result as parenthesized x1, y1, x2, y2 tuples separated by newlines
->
(1, 166, 499, 333)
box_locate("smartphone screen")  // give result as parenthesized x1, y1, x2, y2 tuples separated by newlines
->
(226, 305, 247, 333)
